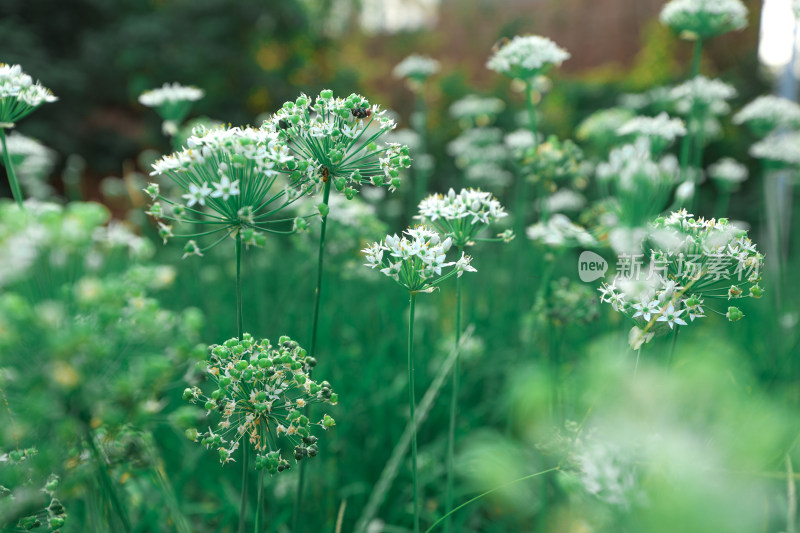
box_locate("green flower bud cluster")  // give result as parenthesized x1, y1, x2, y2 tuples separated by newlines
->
(183, 333, 336, 473)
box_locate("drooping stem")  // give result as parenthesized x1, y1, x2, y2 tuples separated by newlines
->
(292, 177, 332, 533)
(254, 469, 264, 533)
(235, 231, 248, 533)
(408, 292, 420, 533)
(444, 249, 464, 533)
(1, 128, 24, 208)
(84, 427, 132, 533)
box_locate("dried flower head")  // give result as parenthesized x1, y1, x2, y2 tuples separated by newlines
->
(184, 334, 337, 473)
(660, 0, 748, 40)
(733, 95, 800, 137)
(417, 188, 509, 247)
(147, 124, 311, 256)
(362, 226, 476, 292)
(486, 35, 570, 80)
(263, 91, 411, 199)
(0, 64, 57, 126)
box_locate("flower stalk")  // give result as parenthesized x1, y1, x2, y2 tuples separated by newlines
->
(408, 291, 420, 533)
(1, 128, 23, 207)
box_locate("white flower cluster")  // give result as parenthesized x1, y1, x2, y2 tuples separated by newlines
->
(599, 210, 763, 345)
(393, 54, 440, 81)
(362, 226, 476, 292)
(733, 95, 800, 136)
(147, 124, 313, 255)
(670, 76, 736, 116)
(417, 188, 508, 246)
(750, 131, 800, 166)
(660, 0, 748, 39)
(597, 138, 678, 193)
(0, 64, 57, 124)
(263, 90, 410, 196)
(138, 82, 205, 107)
(617, 112, 687, 146)
(527, 214, 596, 248)
(486, 35, 570, 79)
(708, 157, 748, 185)
(449, 95, 505, 123)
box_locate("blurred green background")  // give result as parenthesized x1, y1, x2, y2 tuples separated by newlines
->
(3, 1, 800, 533)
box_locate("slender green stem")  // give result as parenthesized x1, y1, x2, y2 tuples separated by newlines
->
(254, 469, 264, 533)
(292, 178, 332, 533)
(425, 467, 559, 533)
(679, 39, 704, 185)
(1, 128, 24, 207)
(444, 248, 464, 533)
(690, 38, 704, 78)
(235, 231, 248, 533)
(84, 428, 133, 533)
(409, 292, 420, 533)
(515, 82, 539, 242)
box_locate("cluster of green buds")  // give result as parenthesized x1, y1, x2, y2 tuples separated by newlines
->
(262, 90, 411, 200)
(3, 449, 67, 533)
(183, 334, 337, 474)
(518, 135, 589, 195)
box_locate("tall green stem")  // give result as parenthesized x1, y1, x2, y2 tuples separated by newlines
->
(293, 178, 332, 532)
(84, 428, 132, 533)
(235, 231, 249, 533)
(515, 82, 539, 241)
(254, 470, 264, 533)
(1, 128, 24, 207)
(679, 39, 704, 186)
(715, 189, 731, 219)
(409, 292, 420, 533)
(690, 38, 704, 78)
(444, 248, 464, 533)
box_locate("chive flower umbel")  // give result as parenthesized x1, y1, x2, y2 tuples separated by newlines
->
(0, 64, 57, 127)
(145, 124, 312, 257)
(262, 90, 411, 200)
(138, 82, 204, 135)
(733, 95, 800, 138)
(417, 188, 510, 247)
(184, 334, 337, 474)
(660, 0, 748, 40)
(599, 209, 764, 347)
(486, 35, 570, 80)
(362, 226, 477, 292)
